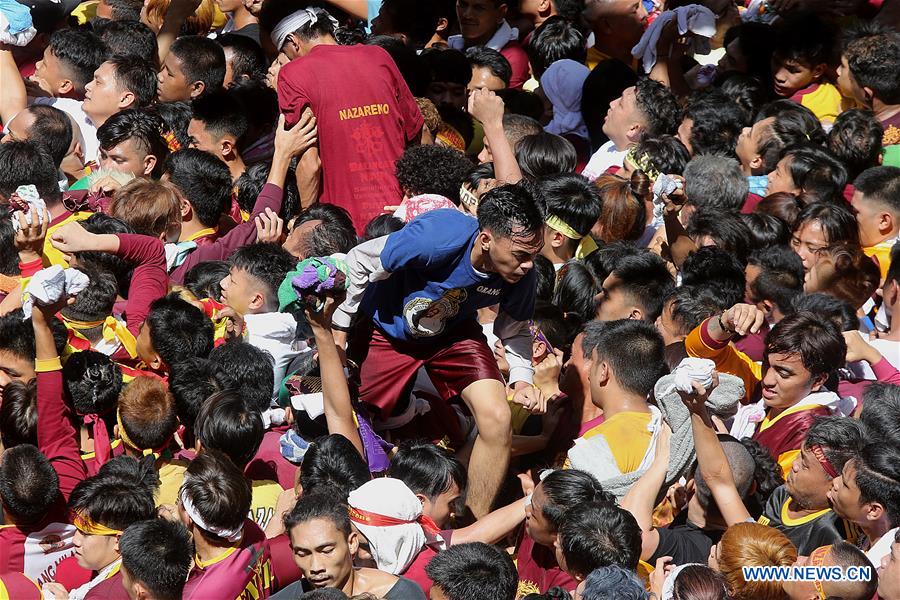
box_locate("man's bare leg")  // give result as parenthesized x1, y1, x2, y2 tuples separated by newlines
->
(460, 378, 512, 518)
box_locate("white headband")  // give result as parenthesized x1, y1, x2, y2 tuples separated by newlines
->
(271, 7, 338, 51)
(180, 484, 243, 543)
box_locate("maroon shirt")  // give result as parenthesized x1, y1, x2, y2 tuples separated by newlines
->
(278, 44, 424, 232)
(516, 532, 577, 595)
(400, 545, 438, 597)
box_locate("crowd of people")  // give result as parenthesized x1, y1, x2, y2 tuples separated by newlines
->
(0, 0, 898, 598)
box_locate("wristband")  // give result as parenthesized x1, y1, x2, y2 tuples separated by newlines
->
(718, 314, 735, 334)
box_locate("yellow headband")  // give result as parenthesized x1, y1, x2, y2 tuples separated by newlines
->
(625, 146, 661, 181)
(73, 511, 123, 536)
(62, 315, 138, 359)
(545, 215, 581, 240)
(116, 409, 156, 457)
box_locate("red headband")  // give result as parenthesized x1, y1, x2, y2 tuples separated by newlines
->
(348, 506, 440, 537)
(808, 444, 839, 479)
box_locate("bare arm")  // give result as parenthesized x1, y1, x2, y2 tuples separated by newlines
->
(323, 0, 368, 20)
(450, 498, 526, 545)
(0, 45, 27, 126)
(468, 89, 522, 184)
(156, 0, 202, 67)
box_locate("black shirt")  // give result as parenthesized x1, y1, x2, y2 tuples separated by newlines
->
(652, 512, 724, 565)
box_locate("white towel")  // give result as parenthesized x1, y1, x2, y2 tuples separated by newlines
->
(631, 5, 716, 73)
(656, 357, 716, 397)
(10, 185, 46, 232)
(22, 265, 90, 319)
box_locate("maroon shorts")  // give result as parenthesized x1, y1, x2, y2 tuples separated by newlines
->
(350, 319, 503, 418)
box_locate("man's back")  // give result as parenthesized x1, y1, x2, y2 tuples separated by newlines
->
(278, 44, 423, 232)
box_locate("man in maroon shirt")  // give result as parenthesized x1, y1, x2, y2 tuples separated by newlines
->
(264, 4, 423, 233)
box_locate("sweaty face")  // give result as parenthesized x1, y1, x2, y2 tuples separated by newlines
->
(786, 445, 833, 511)
(485, 228, 543, 283)
(99, 138, 153, 177)
(879, 541, 900, 600)
(827, 460, 865, 522)
(772, 58, 819, 98)
(288, 518, 355, 590)
(158, 54, 193, 102)
(791, 220, 831, 272)
(468, 66, 507, 93)
(32, 46, 71, 96)
(83, 61, 126, 126)
(850, 191, 886, 248)
(524, 483, 556, 547)
(766, 156, 799, 196)
(760, 352, 819, 411)
(73, 529, 119, 571)
(456, 0, 505, 44)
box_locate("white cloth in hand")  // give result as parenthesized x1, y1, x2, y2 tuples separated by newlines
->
(10, 185, 46, 232)
(631, 4, 716, 72)
(657, 357, 716, 397)
(22, 265, 90, 319)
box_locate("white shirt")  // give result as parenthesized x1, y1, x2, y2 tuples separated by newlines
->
(581, 140, 627, 181)
(31, 97, 99, 164)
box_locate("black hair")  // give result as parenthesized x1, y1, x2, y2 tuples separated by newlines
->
(515, 133, 577, 180)
(741, 437, 786, 512)
(233, 162, 268, 214)
(369, 36, 433, 98)
(581, 59, 638, 149)
(746, 246, 804, 313)
(686, 210, 752, 265)
(582, 319, 667, 398)
(146, 101, 193, 150)
(0, 380, 37, 448)
(395, 144, 473, 204)
(859, 384, 900, 443)
(466, 47, 511, 87)
(683, 88, 745, 157)
(843, 23, 900, 105)
(298, 434, 370, 498)
(163, 148, 232, 227)
(217, 33, 267, 83)
(191, 88, 249, 143)
(48, 29, 108, 92)
(363, 214, 405, 240)
(62, 350, 122, 418)
(146, 293, 215, 368)
(76, 214, 134, 298)
(889, 244, 900, 286)
(466, 161, 496, 191)
(167, 357, 234, 434)
(68, 467, 157, 531)
(789, 292, 859, 332)
(553, 261, 599, 329)
(663, 285, 726, 339)
(291, 204, 358, 257)
(0, 208, 17, 277)
(827, 541, 880, 600)
(224, 80, 278, 141)
(390, 440, 467, 500)
(425, 542, 518, 600)
(229, 243, 297, 311)
(533, 256, 556, 305)
(422, 47, 470, 87)
(95, 20, 158, 63)
(0, 444, 59, 525)
(681, 246, 746, 309)
(608, 251, 675, 322)
(532, 301, 573, 353)
(540, 469, 613, 531)
(284, 490, 352, 538)
(0, 140, 61, 204)
(99, 0, 143, 20)
(170, 35, 226, 94)
(853, 442, 900, 527)
(632, 135, 691, 176)
(477, 183, 543, 239)
(558, 501, 642, 576)
(195, 390, 264, 469)
(781, 144, 848, 204)
(183, 260, 230, 302)
(0, 310, 36, 362)
(854, 166, 900, 215)
(22, 105, 73, 168)
(495, 88, 546, 122)
(182, 450, 252, 539)
(765, 311, 846, 378)
(793, 201, 859, 247)
(375, 0, 441, 47)
(580, 567, 647, 600)
(107, 54, 158, 108)
(754, 100, 826, 173)
(527, 15, 586, 78)
(773, 13, 838, 69)
(804, 416, 865, 475)
(537, 173, 602, 239)
(718, 73, 767, 125)
(827, 109, 883, 181)
(120, 519, 192, 600)
(97, 108, 169, 178)
(740, 212, 791, 248)
(635, 77, 683, 137)
(208, 342, 274, 412)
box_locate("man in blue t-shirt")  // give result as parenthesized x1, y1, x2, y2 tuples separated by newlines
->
(332, 184, 544, 517)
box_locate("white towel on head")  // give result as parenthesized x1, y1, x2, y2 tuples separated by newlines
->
(347, 478, 429, 575)
(22, 265, 90, 319)
(631, 5, 716, 73)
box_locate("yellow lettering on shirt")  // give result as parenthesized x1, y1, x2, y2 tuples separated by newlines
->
(338, 103, 390, 121)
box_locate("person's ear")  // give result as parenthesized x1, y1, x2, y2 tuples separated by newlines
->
(133, 581, 151, 600)
(626, 123, 643, 143)
(534, 340, 547, 359)
(119, 90, 136, 110)
(879, 211, 893, 235)
(540, 0, 552, 12)
(143, 154, 157, 176)
(348, 530, 359, 555)
(179, 196, 192, 219)
(497, 3, 507, 22)
(630, 307, 643, 321)
(862, 86, 876, 105)
(114, 534, 121, 554)
(435, 17, 449, 34)
(415, 493, 429, 509)
(866, 501, 885, 523)
(810, 372, 828, 393)
(190, 81, 205, 98)
(221, 138, 236, 160)
(749, 154, 764, 173)
(595, 360, 610, 385)
(58, 78, 74, 96)
(478, 230, 492, 252)
(811, 63, 827, 80)
(760, 299, 774, 317)
(194, 438, 203, 453)
(551, 230, 565, 249)
(248, 291, 265, 311)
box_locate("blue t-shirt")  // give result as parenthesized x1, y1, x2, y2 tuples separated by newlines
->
(361, 209, 536, 343)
